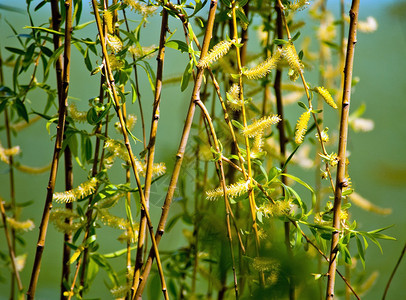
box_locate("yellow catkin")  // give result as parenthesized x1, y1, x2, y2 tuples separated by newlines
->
(98, 209, 127, 230)
(103, 10, 114, 34)
(226, 84, 243, 111)
(15, 163, 51, 174)
(242, 115, 281, 138)
(110, 285, 130, 298)
(0, 143, 20, 164)
(106, 34, 122, 53)
(68, 103, 87, 122)
(252, 257, 279, 272)
(252, 133, 264, 154)
(53, 177, 98, 203)
(128, 45, 156, 60)
(123, 0, 157, 17)
(295, 110, 311, 144)
(115, 114, 137, 133)
(243, 48, 282, 79)
(206, 179, 250, 201)
(349, 192, 392, 215)
(197, 40, 233, 68)
(289, 0, 310, 11)
(314, 86, 337, 109)
(282, 42, 304, 74)
(6, 218, 35, 231)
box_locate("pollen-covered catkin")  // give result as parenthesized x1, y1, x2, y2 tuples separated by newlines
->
(243, 48, 282, 79)
(314, 86, 337, 109)
(197, 40, 233, 68)
(242, 115, 281, 138)
(295, 110, 311, 144)
(282, 43, 304, 74)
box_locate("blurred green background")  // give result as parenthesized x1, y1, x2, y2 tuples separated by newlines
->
(0, 0, 405, 299)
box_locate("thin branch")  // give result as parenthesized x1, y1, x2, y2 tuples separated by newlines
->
(326, 1, 360, 298)
(132, 1, 219, 298)
(90, 1, 169, 299)
(27, 0, 73, 298)
(0, 198, 23, 291)
(382, 241, 406, 300)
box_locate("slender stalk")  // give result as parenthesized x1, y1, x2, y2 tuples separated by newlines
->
(49, 1, 74, 298)
(122, 8, 146, 148)
(326, 1, 360, 299)
(230, 2, 263, 286)
(1, 44, 19, 300)
(382, 242, 406, 300)
(27, 1, 73, 298)
(131, 9, 168, 294)
(273, 2, 295, 299)
(90, 1, 169, 299)
(132, 2, 218, 297)
(0, 198, 23, 292)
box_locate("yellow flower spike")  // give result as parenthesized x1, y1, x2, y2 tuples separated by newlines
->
(226, 83, 243, 111)
(115, 114, 137, 133)
(123, 0, 157, 17)
(282, 42, 304, 74)
(197, 40, 234, 68)
(67, 103, 87, 122)
(289, 0, 310, 11)
(6, 218, 35, 232)
(242, 48, 282, 79)
(294, 110, 311, 144)
(103, 10, 114, 34)
(53, 177, 98, 203)
(314, 86, 337, 109)
(128, 45, 157, 60)
(206, 179, 250, 201)
(106, 34, 122, 53)
(242, 115, 281, 138)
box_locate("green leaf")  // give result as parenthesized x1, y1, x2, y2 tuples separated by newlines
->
(44, 45, 64, 78)
(0, 100, 9, 114)
(273, 39, 288, 45)
(14, 98, 29, 122)
(231, 119, 244, 130)
(291, 31, 301, 42)
(281, 173, 316, 209)
(5, 47, 25, 55)
(166, 40, 189, 53)
(236, 7, 249, 27)
(298, 101, 308, 110)
(355, 235, 365, 269)
(72, 20, 95, 31)
(181, 59, 193, 92)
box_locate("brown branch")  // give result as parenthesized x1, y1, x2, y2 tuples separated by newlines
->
(326, 1, 360, 299)
(131, 9, 168, 294)
(132, 1, 219, 298)
(382, 241, 406, 299)
(27, 1, 73, 298)
(90, 1, 169, 299)
(0, 198, 23, 292)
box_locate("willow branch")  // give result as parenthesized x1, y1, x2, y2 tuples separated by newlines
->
(132, 1, 218, 298)
(27, 1, 73, 298)
(131, 8, 168, 294)
(326, 1, 360, 299)
(90, 1, 169, 299)
(382, 241, 406, 300)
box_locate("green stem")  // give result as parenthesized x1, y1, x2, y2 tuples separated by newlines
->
(326, 1, 360, 298)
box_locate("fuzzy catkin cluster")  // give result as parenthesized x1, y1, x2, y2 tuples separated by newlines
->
(282, 43, 304, 75)
(314, 86, 337, 109)
(206, 179, 250, 201)
(295, 110, 311, 144)
(243, 48, 282, 79)
(242, 115, 281, 138)
(197, 40, 234, 68)
(53, 177, 98, 203)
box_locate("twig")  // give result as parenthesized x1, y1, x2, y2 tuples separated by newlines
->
(326, 1, 360, 298)
(90, 1, 169, 299)
(382, 241, 406, 299)
(0, 198, 23, 291)
(27, 1, 73, 298)
(132, 1, 219, 298)
(131, 8, 169, 295)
